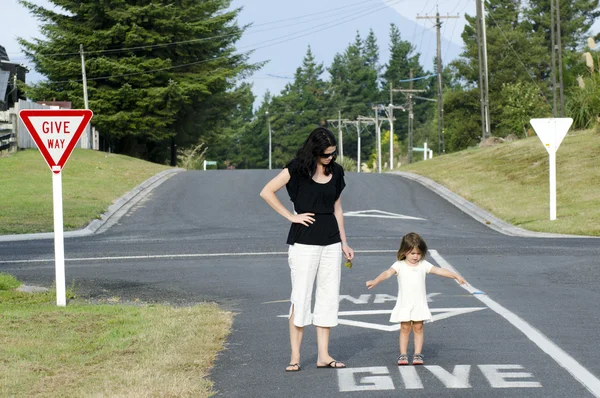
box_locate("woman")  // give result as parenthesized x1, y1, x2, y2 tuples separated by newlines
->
(260, 126, 354, 372)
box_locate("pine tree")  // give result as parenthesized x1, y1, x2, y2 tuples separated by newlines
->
(18, 0, 259, 164)
(327, 32, 380, 162)
(447, 0, 551, 143)
(381, 24, 433, 148)
(525, 0, 600, 51)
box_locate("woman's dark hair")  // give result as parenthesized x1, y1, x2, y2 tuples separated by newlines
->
(397, 232, 428, 261)
(295, 127, 337, 177)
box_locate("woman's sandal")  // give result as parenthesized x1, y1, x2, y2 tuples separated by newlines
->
(317, 360, 346, 369)
(285, 363, 301, 372)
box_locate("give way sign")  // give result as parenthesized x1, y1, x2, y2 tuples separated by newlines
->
(19, 109, 93, 174)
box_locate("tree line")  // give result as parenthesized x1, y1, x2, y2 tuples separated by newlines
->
(18, 0, 600, 169)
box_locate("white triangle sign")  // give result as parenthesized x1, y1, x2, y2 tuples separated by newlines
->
(19, 109, 93, 174)
(530, 118, 573, 154)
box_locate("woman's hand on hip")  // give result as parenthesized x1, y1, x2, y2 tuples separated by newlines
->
(289, 213, 315, 226)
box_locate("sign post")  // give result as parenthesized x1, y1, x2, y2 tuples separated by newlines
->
(19, 109, 93, 306)
(529, 118, 573, 221)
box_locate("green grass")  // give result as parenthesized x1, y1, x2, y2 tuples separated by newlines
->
(399, 128, 600, 236)
(0, 149, 171, 234)
(0, 273, 21, 290)
(1, 152, 233, 396)
(0, 278, 233, 397)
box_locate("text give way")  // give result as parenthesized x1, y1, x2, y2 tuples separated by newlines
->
(338, 364, 541, 392)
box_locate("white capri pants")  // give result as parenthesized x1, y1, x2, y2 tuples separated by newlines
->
(288, 242, 342, 327)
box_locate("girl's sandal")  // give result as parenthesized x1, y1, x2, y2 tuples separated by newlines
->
(412, 354, 424, 365)
(397, 355, 409, 366)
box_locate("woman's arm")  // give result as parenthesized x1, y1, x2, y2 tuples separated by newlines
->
(334, 197, 354, 260)
(259, 168, 315, 226)
(430, 266, 467, 285)
(366, 268, 396, 289)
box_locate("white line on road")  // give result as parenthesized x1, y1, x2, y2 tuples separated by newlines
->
(430, 249, 600, 397)
(0, 249, 397, 265)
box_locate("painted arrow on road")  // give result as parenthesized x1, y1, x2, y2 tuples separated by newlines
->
(278, 307, 486, 332)
(343, 209, 426, 220)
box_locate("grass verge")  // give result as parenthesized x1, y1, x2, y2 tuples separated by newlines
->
(399, 128, 600, 236)
(0, 275, 232, 397)
(0, 149, 171, 234)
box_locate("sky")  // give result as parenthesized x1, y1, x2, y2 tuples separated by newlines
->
(3, 0, 595, 105)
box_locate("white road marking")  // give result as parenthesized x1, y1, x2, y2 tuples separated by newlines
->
(339, 293, 441, 304)
(430, 249, 600, 397)
(478, 365, 542, 388)
(426, 365, 472, 388)
(337, 365, 542, 391)
(344, 209, 426, 220)
(277, 308, 486, 331)
(338, 367, 395, 392)
(398, 367, 424, 389)
(0, 249, 399, 265)
(0, 251, 291, 264)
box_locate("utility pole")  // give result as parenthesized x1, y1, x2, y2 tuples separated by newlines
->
(417, 11, 459, 154)
(549, 0, 565, 117)
(375, 107, 381, 173)
(79, 44, 89, 110)
(393, 84, 426, 164)
(384, 85, 404, 170)
(79, 44, 91, 150)
(341, 119, 372, 172)
(338, 110, 343, 158)
(480, 3, 490, 138)
(266, 111, 272, 169)
(476, 0, 490, 139)
(408, 72, 414, 163)
(436, 12, 444, 154)
(357, 115, 381, 172)
(389, 85, 394, 169)
(550, 0, 558, 117)
(555, 0, 565, 117)
(326, 111, 349, 160)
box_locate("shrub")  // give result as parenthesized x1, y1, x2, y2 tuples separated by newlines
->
(0, 273, 21, 291)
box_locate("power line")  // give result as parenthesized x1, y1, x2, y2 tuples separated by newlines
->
(443, 14, 460, 60)
(398, 73, 437, 82)
(41, 0, 403, 84)
(9, 0, 394, 59)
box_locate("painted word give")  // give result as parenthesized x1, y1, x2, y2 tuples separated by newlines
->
(338, 365, 541, 392)
(42, 121, 71, 134)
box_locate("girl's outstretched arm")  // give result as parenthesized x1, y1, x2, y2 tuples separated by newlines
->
(366, 268, 396, 289)
(430, 266, 467, 285)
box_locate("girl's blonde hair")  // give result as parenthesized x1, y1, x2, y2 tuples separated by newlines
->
(397, 232, 428, 261)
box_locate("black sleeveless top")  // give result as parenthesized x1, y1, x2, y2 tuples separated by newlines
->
(284, 159, 346, 245)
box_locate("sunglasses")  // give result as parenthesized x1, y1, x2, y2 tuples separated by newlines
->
(318, 150, 337, 158)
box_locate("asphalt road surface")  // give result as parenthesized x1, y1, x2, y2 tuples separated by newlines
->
(1, 169, 599, 397)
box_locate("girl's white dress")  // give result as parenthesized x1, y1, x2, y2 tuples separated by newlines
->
(389, 260, 434, 323)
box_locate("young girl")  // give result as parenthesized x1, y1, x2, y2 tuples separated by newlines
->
(366, 232, 466, 366)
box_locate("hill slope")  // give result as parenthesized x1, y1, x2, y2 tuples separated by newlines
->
(0, 149, 171, 234)
(400, 128, 600, 236)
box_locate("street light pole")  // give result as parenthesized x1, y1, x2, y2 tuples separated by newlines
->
(266, 111, 272, 170)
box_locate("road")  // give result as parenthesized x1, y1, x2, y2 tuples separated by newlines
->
(1, 169, 599, 397)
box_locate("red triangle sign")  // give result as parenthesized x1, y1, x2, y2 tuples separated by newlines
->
(19, 109, 93, 174)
